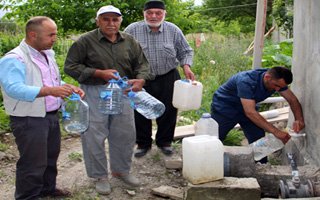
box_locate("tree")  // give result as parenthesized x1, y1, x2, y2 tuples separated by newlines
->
(0, 0, 201, 34)
(201, 0, 274, 33)
(272, 0, 293, 37)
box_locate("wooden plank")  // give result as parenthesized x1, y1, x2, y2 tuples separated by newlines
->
(173, 107, 289, 140)
(173, 125, 195, 139)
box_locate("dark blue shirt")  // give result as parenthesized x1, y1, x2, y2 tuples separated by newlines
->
(211, 69, 288, 119)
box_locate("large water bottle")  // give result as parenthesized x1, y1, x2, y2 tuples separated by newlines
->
(61, 93, 89, 134)
(98, 79, 123, 115)
(127, 90, 165, 119)
(194, 113, 219, 137)
(250, 133, 284, 161)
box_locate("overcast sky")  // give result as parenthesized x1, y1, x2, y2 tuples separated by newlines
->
(0, 9, 5, 18)
(194, 0, 203, 6)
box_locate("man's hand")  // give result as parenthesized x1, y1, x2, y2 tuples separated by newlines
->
(273, 130, 291, 144)
(94, 69, 119, 81)
(292, 120, 305, 133)
(38, 84, 85, 99)
(127, 79, 145, 92)
(183, 65, 195, 81)
(64, 84, 85, 98)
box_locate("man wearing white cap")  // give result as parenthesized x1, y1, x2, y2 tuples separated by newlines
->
(125, 0, 195, 157)
(64, 5, 153, 195)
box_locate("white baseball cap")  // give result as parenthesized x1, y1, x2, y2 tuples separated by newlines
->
(96, 5, 122, 18)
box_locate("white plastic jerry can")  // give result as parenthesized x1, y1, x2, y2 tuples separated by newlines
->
(172, 79, 203, 111)
(194, 113, 219, 137)
(182, 135, 224, 184)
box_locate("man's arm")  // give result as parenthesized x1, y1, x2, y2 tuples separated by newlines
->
(241, 98, 291, 143)
(280, 89, 305, 132)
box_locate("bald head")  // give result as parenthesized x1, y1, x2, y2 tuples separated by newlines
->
(26, 16, 55, 38)
(25, 16, 57, 51)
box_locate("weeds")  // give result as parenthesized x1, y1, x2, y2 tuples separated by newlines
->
(68, 152, 82, 162)
(0, 142, 9, 152)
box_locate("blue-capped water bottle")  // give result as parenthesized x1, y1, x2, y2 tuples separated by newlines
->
(98, 78, 123, 115)
(128, 89, 165, 119)
(117, 76, 131, 90)
(61, 93, 89, 134)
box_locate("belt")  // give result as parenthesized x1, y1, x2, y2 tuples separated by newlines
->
(46, 110, 59, 114)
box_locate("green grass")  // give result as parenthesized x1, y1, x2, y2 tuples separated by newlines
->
(0, 142, 9, 152)
(223, 130, 246, 146)
(68, 152, 83, 162)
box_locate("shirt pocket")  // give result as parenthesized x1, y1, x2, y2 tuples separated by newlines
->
(163, 44, 176, 58)
(163, 44, 178, 67)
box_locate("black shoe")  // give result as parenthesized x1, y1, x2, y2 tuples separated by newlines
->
(134, 147, 150, 158)
(158, 146, 173, 156)
(49, 188, 72, 197)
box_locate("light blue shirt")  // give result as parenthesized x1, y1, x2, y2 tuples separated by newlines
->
(0, 56, 40, 102)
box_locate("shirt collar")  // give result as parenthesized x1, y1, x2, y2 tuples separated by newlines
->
(22, 39, 50, 59)
(146, 22, 164, 33)
(97, 28, 124, 43)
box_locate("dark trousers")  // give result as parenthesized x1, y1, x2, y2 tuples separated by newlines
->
(211, 111, 267, 163)
(10, 112, 61, 200)
(135, 69, 180, 148)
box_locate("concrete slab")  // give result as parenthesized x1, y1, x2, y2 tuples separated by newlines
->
(185, 177, 260, 200)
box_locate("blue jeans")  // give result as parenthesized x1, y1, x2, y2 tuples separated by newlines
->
(211, 111, 267, 163)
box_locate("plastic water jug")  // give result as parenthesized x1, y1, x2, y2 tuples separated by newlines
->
(98, 79, 123, 115)
(172, 79, 203, 111)
(250, 133, 284, 161)
(194, 113, 219, 137)
(250, 132, 306, 161)
(128, 90, 165, 119)
(61, 93, 89, 134)
(182, 135, 224, 184)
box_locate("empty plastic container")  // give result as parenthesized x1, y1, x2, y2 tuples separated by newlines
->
(61, 93, 89, 134)
(172, 79, 203, 111)
(182, 135, 224, 184)
(98, 79, 123, 115)
(194, 113, 219, 137)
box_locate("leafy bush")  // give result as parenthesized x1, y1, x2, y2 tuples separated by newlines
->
(0, 32, 23, 56)
(262, 39, 293, 68)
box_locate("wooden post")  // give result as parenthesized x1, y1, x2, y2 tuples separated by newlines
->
(252, 0, 268, 69)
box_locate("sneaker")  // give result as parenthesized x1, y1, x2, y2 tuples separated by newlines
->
(158, 146, 173, 156)
(113, 174, 141, 188)
(134, 147, 151, 158)
(95, 178, 111, 195)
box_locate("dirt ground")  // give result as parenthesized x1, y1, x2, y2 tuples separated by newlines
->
(0, 133, 186, 200)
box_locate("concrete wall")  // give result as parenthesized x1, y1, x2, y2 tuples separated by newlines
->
(290, 0, 320, 166)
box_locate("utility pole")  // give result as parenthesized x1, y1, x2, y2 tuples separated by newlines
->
(252, 0, 268, 69)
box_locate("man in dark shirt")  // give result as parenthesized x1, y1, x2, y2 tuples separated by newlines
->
(211, 66, 305, 162)
(64, 5, 153, 195)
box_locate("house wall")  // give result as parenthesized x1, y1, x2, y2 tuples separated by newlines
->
(290, 0, 320, 166)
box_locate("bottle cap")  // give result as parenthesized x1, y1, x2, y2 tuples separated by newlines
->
(127, 90, 136, 98)
(68, 93, 80, 101)
(201, 113, 211, 118)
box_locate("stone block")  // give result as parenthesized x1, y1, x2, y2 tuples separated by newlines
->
(185, 177, 260, 200)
